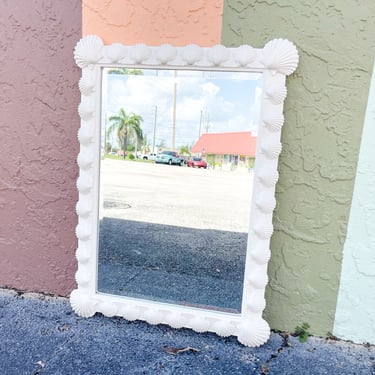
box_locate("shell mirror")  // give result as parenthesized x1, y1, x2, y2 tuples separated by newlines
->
(70, 35, 298, 347)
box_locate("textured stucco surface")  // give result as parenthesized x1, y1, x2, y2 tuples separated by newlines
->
(222, 1, 375, 335)
(83, 0, 223, 46)
(333, 62, 375, 344)
(0, 1, 82, 295)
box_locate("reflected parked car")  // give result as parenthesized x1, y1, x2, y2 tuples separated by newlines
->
(155, 151, 184, 166)
(187, 157, 207, 169)
(140, 153, 157, 160)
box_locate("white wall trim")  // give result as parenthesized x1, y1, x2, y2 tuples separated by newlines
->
(333, 62, 375, 344)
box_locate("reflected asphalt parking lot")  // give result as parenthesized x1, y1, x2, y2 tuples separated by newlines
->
(98, 159, 254, 311)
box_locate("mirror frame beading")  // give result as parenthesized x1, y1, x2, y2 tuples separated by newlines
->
(70, 35, 298, 347)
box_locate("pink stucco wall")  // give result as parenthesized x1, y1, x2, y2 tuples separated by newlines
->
(83, 0, 223, 46)
(0, 1, 82, 295)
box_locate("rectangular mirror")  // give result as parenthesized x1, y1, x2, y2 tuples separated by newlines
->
(71, 36, 298, 347)
(98, 68, 261, 314)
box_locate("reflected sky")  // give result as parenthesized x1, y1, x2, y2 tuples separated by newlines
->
(101, 68, 262, 149)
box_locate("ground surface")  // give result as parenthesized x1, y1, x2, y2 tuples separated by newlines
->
(1, 290, 374, 374)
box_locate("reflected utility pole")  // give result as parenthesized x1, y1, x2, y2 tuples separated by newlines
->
(103, 116, 107, 154)
(204, 113, 211, 133)
(171, 70, 177, 149)
(152, 106, 157, 154)
(198, 110, 203, 139)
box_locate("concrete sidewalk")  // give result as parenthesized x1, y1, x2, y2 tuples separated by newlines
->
(0, 289, 374, 375)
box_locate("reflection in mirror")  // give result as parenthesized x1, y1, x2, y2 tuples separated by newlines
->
(97, 69, 262, 313)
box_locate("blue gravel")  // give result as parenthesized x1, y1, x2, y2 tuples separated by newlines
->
(0, 290, 374, 374)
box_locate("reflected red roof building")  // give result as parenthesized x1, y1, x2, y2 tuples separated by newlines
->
(191, 131, 257, 156)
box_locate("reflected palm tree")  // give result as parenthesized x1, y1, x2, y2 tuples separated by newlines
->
(107, 108, 144, 158)
(179, 145, 190, 156)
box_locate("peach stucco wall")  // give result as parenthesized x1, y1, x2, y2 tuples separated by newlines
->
(0, 1, 82, 295)
(83, 0, 223, 46)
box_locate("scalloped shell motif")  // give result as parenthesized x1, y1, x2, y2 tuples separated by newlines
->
(70, 289, 96, 318)
(237, 320, 270, 347)
(262, 38, 299, 75)
(73, 36, 299, 77)
(74, 35, 104, 68)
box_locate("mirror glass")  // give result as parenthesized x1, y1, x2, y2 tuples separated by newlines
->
(97, 68, 262, 313)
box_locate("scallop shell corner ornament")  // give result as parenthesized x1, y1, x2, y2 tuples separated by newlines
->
(262, 39, 299, 75)
(237, 320, 270, 347)
(70, 289, 96, 318)
(74, 35, 104, 68)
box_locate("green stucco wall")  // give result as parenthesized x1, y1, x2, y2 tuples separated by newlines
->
(221, 1, 375, 335)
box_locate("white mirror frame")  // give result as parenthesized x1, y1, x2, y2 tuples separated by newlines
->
(70, 35, 298, 347)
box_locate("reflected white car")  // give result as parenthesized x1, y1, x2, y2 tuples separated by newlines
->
(141, 153, 157, 160)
